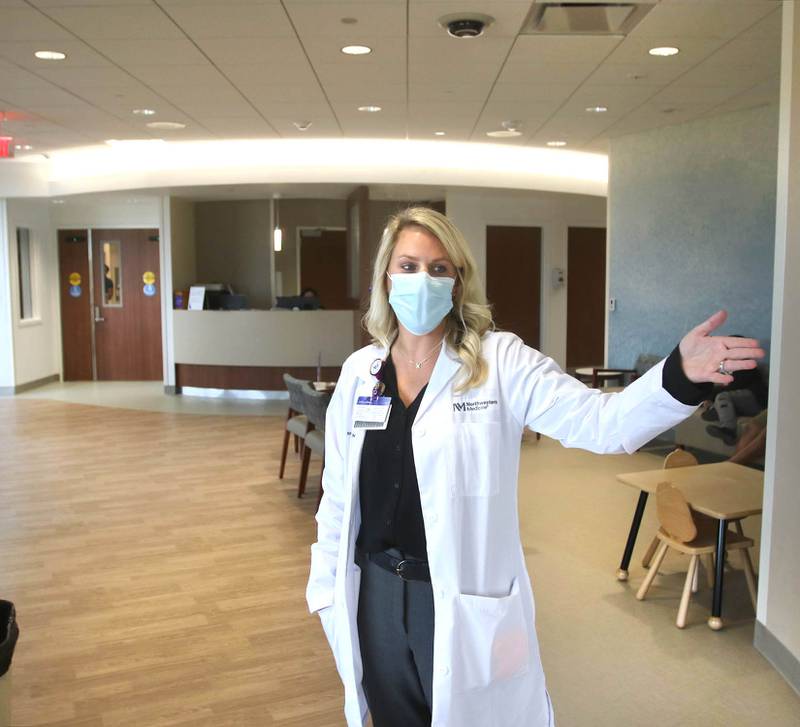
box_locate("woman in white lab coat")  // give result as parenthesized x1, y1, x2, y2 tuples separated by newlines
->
(306, 207, 763, 727)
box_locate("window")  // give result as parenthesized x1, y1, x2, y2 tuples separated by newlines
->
(102, 240, 122, 306)
(17, 227, 34, 320)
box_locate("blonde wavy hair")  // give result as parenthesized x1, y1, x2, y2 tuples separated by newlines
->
(363, 207, 493, 392)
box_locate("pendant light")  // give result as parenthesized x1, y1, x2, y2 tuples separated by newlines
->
(273, 194, 282, 252)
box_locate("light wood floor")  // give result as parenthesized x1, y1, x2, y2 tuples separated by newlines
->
(1, 397, 798, 727)
(0, 399, 341, 727)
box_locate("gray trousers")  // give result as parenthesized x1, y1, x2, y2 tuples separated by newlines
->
(355, 548, 435, 727)
(714, 389, 762, 431)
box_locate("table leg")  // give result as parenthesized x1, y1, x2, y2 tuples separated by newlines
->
(708, 518, 728, 630)
(617, 490, 649, 581)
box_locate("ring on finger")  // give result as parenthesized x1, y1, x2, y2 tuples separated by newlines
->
(718, 360, 733, 376)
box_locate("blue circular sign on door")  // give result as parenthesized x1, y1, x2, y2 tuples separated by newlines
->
(69, 285, 82, 297)
(143, 283, 156, 297)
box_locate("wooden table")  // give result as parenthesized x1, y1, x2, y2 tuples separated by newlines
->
(616, 462, 764, 629)
(575, 367, 627, 388)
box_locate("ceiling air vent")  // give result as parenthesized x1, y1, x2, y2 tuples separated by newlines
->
(522, 2, 654, 35)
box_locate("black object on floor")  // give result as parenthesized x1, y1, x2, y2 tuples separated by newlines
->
(706, 424, 737, 446)
(0, 600, 19, 678)
(701, 406, 719, 422)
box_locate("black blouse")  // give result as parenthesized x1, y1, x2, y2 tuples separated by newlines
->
(355, 345, 708, 563)
(356, 356, 429, 560)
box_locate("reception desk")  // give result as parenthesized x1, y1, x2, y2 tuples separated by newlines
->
(173, 309, 358, 391)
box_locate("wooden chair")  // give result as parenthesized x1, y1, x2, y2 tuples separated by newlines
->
(636, 481, 758, 628)
(641, 449, 704, 570)
(298, 387, 331, 511)
(279, 374, 311, 479)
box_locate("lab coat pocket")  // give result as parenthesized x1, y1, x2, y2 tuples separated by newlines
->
(453, 422, 500, 496)
(453, 577, 531, 692)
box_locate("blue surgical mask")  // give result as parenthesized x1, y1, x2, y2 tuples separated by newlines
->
(388, 272, 455, 336)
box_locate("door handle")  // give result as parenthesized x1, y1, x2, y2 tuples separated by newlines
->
(94, 305, 105, 323)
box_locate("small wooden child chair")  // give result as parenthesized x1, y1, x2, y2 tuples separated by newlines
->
(636, 481, 758, 629)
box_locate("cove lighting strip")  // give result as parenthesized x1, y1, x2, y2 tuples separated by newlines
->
(45, 139, 608, 197)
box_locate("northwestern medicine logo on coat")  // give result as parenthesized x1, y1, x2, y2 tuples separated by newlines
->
(453, 398, 498, 413)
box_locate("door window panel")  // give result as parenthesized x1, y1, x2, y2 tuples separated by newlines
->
(102, 240, 122, 306)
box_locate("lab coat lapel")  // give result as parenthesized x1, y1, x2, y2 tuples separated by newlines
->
(414, 345, 462, 425)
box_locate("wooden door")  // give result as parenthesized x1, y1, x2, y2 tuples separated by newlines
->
(58, 230, 93, 380)
(566, 227, 607, 368)
(300, 229, 349, 309)
(92, 229, 162, 380)
(486, 225, 541, 349)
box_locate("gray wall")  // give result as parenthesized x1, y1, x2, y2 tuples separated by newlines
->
(275, 199, 347, 297)
(607, 105, 779, 367)
(170, 197, 196, 292)
(194, 200, 271, 309)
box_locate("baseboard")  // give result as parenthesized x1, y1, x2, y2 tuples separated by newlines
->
(754, 620, 800, 697)
(2, 374, 60, 395)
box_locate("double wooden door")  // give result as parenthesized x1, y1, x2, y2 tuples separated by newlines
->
(58, 228, 162, 381)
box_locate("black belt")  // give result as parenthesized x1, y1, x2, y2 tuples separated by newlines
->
(363, 549, 431, 582)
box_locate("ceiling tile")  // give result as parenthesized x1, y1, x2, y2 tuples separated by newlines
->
(239, 83, 326, 105)
(0, 7, 74, 41)
(33, 65, 137, 88)
(409, 81, 492, 102)
(584, 62, 687, 87)
(506, 35, 623, 66)
(89, 39, 209, 67)
(250, 101, 332, 118)
(499, 62, 596, 86)
(124, 64, 225, 87)
(221, 62, 318, 87)
(195, 37, 309, 66)
(286, 2, 406, 40)
(323, 83, 406, 102)
(629, 1, 776, 39)
(190, 117, 277, 137)
(316, 62, 405, 86)
(649, 85, 744, 107)
(163, 3, 295, 38)
(44, 6, 185, 40)
(1, 86, 85, 107)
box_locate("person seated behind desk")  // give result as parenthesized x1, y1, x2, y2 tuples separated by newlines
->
(703, 344, 767, 445)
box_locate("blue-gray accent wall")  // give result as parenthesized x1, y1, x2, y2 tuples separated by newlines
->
(608, 105, 778, 368)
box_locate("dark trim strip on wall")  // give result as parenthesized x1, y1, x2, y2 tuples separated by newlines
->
(0, 373, 60, 396)
(754, 620, 800, 697)
(175, 364, 341, 391)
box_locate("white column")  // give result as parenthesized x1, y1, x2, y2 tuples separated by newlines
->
(754, 0, 800, 689)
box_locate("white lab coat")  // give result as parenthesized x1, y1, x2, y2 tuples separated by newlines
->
(306, 331, 697, 727)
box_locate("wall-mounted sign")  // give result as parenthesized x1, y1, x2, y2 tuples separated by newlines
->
(69, 285, 82, 298)
(143, 283, 156, 297)
(142, 271, 156, 285)
(69, 272, 81, 286)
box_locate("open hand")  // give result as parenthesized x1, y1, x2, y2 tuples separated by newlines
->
(679, 310, 766, 386)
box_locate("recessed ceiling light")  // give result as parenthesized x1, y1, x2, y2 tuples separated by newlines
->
(342, 45, 371, 55)
(434, 131, 446, 136)
(649, 46, 680, 57)
(547, 140, 567, 147)
(146, 121, 186, 129)
(585, 106, 608, 113)
(14, 144, 33, 151)
(357, 105, 381, 113)
(486, 129, 522, 138)
(133, 108, 156, 116)
(34, 50, 66, 60)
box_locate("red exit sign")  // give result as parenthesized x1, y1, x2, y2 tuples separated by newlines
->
(0, 137, 13, 158)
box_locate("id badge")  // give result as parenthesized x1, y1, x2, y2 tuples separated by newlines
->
(353, 395, 392, 430)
